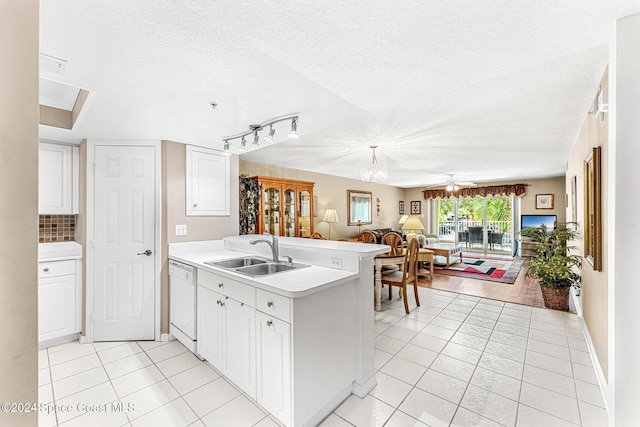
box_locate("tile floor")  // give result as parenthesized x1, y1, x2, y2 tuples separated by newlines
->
(38, 287, 607, 427)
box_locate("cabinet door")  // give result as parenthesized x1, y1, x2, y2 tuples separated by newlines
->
(262, 185, 282, 236)
(297, 188, 312, 237)
(38, 275, 76, 341)
(256, 312, 291, 425)
(39, 143, 77, 214)
(186, 145, 230, 216)
(196, 286, 224, 369)
(224, 298, 256, 398)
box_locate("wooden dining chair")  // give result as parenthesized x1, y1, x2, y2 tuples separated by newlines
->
(310, 232, 326, 240)
(381, 232, 404, 274)
(381, 238, 420, 314)
(381, 232, 403, 253)
(357, 230, 376, 243)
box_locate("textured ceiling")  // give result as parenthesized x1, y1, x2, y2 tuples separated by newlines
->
(39, 1, 640, 188)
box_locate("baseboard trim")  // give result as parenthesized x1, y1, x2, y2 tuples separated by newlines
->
(160, 333, 173, 342)
(571, 288, 609, 412)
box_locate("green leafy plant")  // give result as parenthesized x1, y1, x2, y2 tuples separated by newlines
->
(520, 223, 581, 290)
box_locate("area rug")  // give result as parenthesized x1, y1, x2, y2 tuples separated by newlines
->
(434, 256, 524, 284)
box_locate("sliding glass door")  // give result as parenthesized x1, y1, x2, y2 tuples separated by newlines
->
(435, 196, 513, 255)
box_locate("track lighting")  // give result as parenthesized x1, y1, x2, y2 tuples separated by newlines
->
(264, 125, 275, 144)
(288, 118, 299, 139)
(238, 136, 247, 153)
(221, 114, 299, 154)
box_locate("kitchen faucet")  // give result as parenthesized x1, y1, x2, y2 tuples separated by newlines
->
(250, 233, 291, 264)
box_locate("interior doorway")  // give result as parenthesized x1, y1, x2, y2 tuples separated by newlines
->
(87, 142, 161, 341)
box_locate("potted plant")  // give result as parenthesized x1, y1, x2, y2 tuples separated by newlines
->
(520, 223, 581, 310)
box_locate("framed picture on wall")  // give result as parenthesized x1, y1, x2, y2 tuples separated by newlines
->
(399, 201, 405, 214)
(584, 147, 602, 271)
(410, 200, 421, 214)
(535, 194, 554, 209)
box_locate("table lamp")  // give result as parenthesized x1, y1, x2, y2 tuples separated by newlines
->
(399, 215, 409, 227)
(322, 208, 340, 239)
(401, 215, 425, 242)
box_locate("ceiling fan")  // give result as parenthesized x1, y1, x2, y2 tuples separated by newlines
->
(426, 174, 477, 191)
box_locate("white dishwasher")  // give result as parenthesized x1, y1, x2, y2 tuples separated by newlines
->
(169, 260, 198, 355)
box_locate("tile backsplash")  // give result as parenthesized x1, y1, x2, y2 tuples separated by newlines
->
(39, 215, 76, 243)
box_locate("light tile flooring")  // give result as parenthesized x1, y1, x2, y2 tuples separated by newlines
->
(39, 287, 607, 427)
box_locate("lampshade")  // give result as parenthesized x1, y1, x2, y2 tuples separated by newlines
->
(322, 208, 340, 223)
(401, 215, 425, 231)
(398, 215, 409, 225)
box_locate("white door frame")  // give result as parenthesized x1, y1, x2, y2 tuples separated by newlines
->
(84, 140, 162, 343)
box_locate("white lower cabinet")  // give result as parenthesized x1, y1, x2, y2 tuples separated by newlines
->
(196, 285, 223, 369)
(196, 270, 257, 398)
(38, 260, 81, 342)
(224, 297, 256, 397)
(196, 266, 354, 427)
(256, 311, 291, 425)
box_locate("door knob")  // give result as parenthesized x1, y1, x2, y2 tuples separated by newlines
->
(137, 249, 153, 256)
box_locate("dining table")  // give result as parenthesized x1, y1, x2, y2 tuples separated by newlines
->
(373, 247, 434, 311)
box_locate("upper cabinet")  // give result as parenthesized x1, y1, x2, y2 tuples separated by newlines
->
(39, 142, 79, 214)
(186, 145, 230, 216)
(254, 176, 314, 237)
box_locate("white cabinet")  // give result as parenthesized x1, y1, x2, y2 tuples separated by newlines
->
(186, 145, 230, 216)
(256, 311, 291, 425)
(39, 142, 79, 214)
(195, 265, 355, 427)
(197, 270, 256, 398)
(38, 260, 81, 342)
(196, 285, 224, 368)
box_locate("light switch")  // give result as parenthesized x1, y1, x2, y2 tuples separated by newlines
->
(175, 224, 187, 236)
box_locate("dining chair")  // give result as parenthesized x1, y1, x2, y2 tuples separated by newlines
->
(381, 232, 404, 273)
(381, 238, 420, 314)
(310, 232, 326, 239)
(357, 230, 376, 243)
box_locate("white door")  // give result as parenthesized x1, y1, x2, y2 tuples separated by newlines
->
(93, 145, 156, 341)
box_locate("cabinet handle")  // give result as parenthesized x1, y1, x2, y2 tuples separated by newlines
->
(193, 203, 198, 207)
(43, 268, 49, 272)
(216, 300, 221, 305)
(267, 320, 273, 326)
(267, 301, 274, 308)
(218, 283, 224, 288)
(220, 301, 225, 307)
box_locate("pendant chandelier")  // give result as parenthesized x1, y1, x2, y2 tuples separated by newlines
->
(360, 145, 387, 183)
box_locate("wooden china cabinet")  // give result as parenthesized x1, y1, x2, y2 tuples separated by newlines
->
(253, 176, 314, 238)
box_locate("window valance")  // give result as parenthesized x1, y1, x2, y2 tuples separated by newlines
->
(422, 183, 527, 200)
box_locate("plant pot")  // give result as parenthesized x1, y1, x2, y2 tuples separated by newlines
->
(540, 286, 570, 310)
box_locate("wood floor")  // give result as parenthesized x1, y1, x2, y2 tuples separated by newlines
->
(417, 254, 545, 308)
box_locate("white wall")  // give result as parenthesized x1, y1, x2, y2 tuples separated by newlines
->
(608, 12, 640, 426)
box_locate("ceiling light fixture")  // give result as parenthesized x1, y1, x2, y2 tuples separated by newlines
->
(288, 118, 299, 139)
(238, 136, 248, 153)
(221, 114, 299, 154)
(360, 145, 387, 183)
(264, 125, 276, 144)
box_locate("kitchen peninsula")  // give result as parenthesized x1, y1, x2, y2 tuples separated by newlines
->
(169, 235, 389, 427)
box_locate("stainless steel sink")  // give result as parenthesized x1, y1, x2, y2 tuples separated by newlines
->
(205, 257, 268, 269)
(205, 256, 308, 277)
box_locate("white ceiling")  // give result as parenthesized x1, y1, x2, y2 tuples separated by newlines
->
(39, 1, 640, 188)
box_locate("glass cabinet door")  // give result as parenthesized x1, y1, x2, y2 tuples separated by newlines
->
(298, 190, 311, 237)
(263, 187, 281, 236)
(283, 189, 295, 237)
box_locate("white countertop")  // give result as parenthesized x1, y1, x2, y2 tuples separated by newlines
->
(38, 241, 83, 262)
(169, 248, 359, 298)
